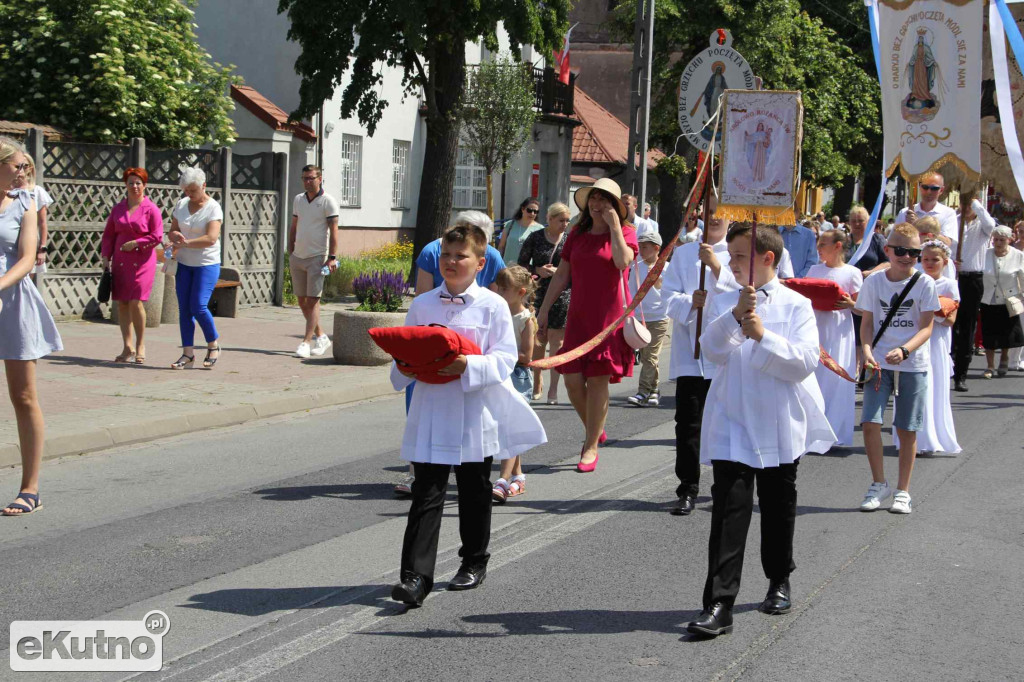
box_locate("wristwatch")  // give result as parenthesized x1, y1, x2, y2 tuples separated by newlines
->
(37, 245, 49, 254)
(327, 255, 337, 261)
(899, 346, 910, 359)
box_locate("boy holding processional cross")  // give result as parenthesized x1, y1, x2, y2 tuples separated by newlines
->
(686, 223, 835, 638)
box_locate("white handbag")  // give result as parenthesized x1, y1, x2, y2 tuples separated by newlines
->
(994, 252, 1024, 315)
(621, 265, 651, 350)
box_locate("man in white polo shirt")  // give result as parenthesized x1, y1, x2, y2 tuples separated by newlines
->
(289, 165, 340, 358)
(894, 171, 958, 278)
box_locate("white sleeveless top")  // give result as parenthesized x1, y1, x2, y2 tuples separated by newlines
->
(511, 309, 534, 351)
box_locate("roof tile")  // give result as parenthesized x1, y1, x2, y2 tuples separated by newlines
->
(572, 86, 663, 169)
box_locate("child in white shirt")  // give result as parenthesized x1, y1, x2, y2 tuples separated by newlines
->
(491, 265, 538, 502)
(687, 224, 835, 638)
(389, 226, 547, 606)
(627, 231, 670, 407)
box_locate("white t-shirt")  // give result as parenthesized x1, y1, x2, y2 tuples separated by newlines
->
(856, 271, 940, 372)
(629, 259, 668, 321)
(29, 185, 53, 210)
(292, 189, 340, 259)
(172, 197, 223, 267)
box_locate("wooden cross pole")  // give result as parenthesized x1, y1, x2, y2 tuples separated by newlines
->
(749, 212, 758, 286)
(955, 189, 974, 277)
(693, 163, 715, 359)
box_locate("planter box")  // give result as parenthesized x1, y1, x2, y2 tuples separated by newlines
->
(333, 309, 405, 365)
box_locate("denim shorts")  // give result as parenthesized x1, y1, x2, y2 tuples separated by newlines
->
(860, 369, 928, 432)
(511, 365, 533, 399)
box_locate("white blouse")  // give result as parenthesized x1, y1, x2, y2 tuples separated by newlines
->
(983, 247, 1024, 305)
(171, 197, 223, 267)
(699, 277, 836, 468)
(390, 281, 547, 465)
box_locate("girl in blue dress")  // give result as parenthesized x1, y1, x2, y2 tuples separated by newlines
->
(0, 137, 62, 516)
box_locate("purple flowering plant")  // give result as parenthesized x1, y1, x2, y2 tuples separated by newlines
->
(352, 270, 409, 312)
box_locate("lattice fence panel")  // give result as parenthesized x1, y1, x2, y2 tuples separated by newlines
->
(226, 190, 280, 306)
(43, 142, 129, 181)
(146, 185, 224, 223)
(227, 232, 277, 269)
(238, 270, 276, 305)
(147, 148, 222, 186)
(232, 152, 276, 190)
(231, 190, 279, 231)
(39, 273, 106, 319)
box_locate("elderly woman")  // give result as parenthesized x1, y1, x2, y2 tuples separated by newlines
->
(168, 167, 223, 369)
(0, 138, 62, 516)
(538, 179, 637, 473)
(100, 167, 164, 363)
(980, 225, 1024, 378)
(498, 197, 542, 264)
(519, 202, 572, 403)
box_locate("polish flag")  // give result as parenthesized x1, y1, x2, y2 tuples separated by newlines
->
(552, 23, 577, 85)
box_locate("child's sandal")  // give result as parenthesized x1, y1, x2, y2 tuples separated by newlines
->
(491, 480, 509, 504)
(507, 479, 526, 498)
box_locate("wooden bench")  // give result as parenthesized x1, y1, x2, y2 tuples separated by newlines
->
(208, 268, 241, 318)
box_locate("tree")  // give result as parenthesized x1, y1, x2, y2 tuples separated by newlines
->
(0, 0, 238, 147)
(611, 0, 879, 220)
(460, 56, 537, 220)
(277, 0, 569, 260)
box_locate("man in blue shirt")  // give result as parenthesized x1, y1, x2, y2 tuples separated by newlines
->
(415, 211, 506, 291)
(777, 223, 818, 278)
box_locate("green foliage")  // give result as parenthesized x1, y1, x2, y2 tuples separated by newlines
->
(0, 0, 238, 146)
(461, 56, 537, 176)
(276, 0, 570, 130)
(284, 254, 408, 304)
(610, 0, 879, 186)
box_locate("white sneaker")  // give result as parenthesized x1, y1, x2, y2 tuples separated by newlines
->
(310, 334, 332, 356)
(295, 341, 311, 358)
(646, 392, 660, 407)
(627, 392, 648, 407)
(889, 490, 912, 514)
(859, 481, 892, 511)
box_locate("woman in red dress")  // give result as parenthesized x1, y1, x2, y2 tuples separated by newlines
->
(537, 178, 638, 472)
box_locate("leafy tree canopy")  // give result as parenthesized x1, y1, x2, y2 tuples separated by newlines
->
(613, 0, 880, 186)
(0, 0, 238, 147)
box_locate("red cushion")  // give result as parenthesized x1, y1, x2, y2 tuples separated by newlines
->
(783, 277, 849, 311)
(936, 296, 959, 318)
(368, 324, 482, 384)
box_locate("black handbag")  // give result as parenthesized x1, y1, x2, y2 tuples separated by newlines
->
(97, 268, 112, 303)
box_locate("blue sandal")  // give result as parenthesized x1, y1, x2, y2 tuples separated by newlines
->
(2, 492, 42, 516)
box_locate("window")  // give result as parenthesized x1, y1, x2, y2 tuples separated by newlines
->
(339, 134, 362, 206)
(392, 140, 411, 209)
(453, 146, 487, 210)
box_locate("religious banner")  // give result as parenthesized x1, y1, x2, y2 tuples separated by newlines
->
(717, 90, 803, 225)
(677, 29, 756, 153)
(876, 0, 984, 184)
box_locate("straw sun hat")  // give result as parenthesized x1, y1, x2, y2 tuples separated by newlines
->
(574, 178, 628, 222)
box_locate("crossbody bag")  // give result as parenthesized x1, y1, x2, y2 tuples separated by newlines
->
(870, 271, 921, 349)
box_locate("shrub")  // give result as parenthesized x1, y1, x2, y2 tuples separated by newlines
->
(323, 256, 408, 300)
(360, 239, 414, 262)
(353, 271, 409, 312)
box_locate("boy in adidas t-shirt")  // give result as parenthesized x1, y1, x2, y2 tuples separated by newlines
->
(855, 224, 940, 515)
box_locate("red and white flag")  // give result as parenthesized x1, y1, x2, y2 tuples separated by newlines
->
(552, 23, 577, 85)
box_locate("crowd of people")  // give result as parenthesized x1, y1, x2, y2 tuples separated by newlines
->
(0, 138, 1012, 638)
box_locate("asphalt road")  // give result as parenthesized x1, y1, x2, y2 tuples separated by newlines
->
(1, 360, 1022, 682)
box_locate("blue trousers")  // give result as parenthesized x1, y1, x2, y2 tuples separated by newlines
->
(176, 263, 220, 347)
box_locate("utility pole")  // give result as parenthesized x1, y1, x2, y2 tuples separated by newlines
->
(624, 0, 654, 206)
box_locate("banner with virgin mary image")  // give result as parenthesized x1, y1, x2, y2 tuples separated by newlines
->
(717, 90, 803, 225)
(876, 0, 983, 183)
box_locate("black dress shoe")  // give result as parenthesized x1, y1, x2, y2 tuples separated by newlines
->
(686, 602, 733, 637)
(953, 379, 968, 392)
(670, 494, 695, 516)
(391, 574, 428, 606)
(447, 565, 486, 591)
(758, 579, 791, 614)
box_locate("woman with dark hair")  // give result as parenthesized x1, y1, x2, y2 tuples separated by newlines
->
(498, 197, 542, 265)
(100, 167, 164, 364)
(538, 179, 638, 472)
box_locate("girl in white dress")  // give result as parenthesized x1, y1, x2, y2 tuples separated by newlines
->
(806, 229, 862, 445)
(896, 241, 961, 453)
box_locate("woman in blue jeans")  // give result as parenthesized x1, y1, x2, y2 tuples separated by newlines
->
(167, 167, 224, 369)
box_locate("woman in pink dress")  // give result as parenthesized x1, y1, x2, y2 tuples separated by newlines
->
(100, 168, 164, 364)
(538, 178, 638, 472)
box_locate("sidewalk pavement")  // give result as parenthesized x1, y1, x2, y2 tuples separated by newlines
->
(0, 303, 401, 468)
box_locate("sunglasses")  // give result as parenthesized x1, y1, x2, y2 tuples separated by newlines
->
(9, 163, 30, 172)
(920, 184, 942, 191)
(524, 208, 539, 214)
(888, 246, 922, 258)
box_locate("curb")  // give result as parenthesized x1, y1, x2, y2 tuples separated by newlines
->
(0, 374, 400, 469)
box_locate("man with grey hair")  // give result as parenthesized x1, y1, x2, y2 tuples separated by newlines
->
(289, 165, 340, 358)
(643, 202, 660, 235)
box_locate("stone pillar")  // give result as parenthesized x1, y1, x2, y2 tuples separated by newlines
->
(162, 273, 179, 325)
(273, 151, 289, 306)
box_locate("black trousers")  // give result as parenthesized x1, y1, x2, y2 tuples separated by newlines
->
(400, 458, 493, 591)
(702, 460, 799, 610)
(952, 272, 984, 381)
(675, 377, 712, 498)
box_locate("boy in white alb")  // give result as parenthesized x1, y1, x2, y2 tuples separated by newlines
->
(855, 224, 939, 515)
(627, 231, 670, 407)
(389, 225, 547, 606)
(686, 225, 835, 638)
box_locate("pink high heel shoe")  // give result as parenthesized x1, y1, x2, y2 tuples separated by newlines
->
(577, 447, 599, 473)
(598, 430, 607, 445)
